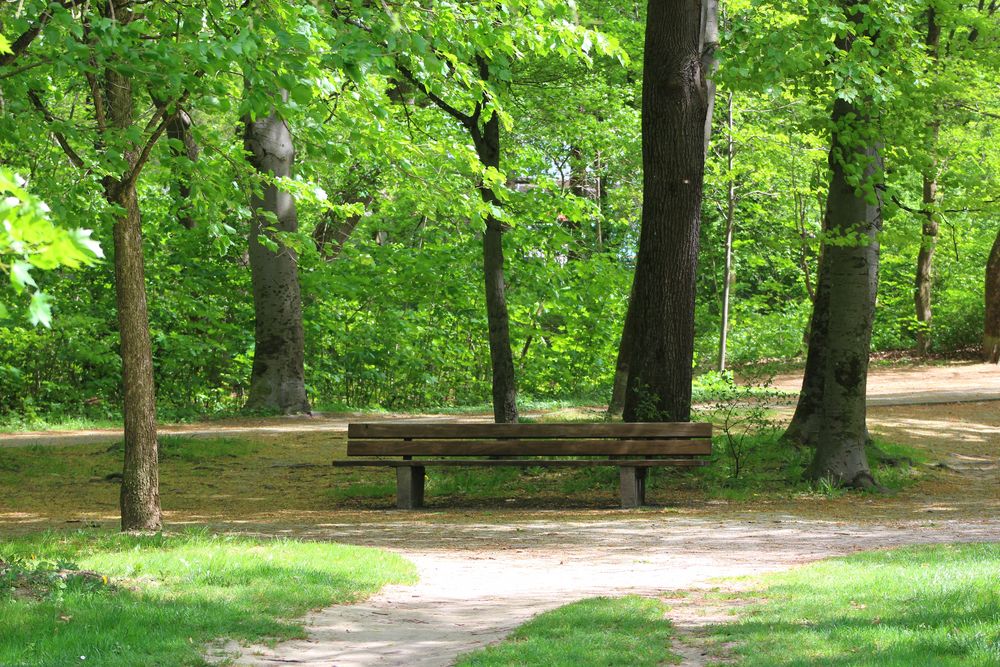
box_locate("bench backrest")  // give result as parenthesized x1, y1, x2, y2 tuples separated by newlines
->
(346, 422, 712, 457)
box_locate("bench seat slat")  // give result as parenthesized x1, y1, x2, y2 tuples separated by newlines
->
(333, 458, 708, 468)
(347, 438, 712, 457)
(347, 422, 711, 439)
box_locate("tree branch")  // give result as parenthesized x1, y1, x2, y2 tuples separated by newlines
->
(396, 63, 474, 127)
(27, 90, 86, 169)
(0, 0, 88, 67)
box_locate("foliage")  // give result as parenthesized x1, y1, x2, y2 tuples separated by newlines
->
(0, 169, 101, 327)
(0, 530, 417, 666)
(0, 0, 997, 423)
(710, 542, 1000, 666)
(455, 595, 680, 667)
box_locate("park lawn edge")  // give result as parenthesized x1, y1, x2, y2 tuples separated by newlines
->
(704, 542, 1000, 666)
(0, 529, 417, 666)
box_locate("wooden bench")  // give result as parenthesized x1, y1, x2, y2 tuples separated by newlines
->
(333, 422, 712, 509)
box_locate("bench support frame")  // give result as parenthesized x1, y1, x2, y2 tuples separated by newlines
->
(619, 466, 647, 508)
(396, 465, 425, 509)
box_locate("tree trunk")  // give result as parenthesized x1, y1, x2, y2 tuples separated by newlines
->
(243, 102, 310, 414)
(103, 1, 161, 532)
(623, 0, 713, 422)
(608, 281, 636, 419)
(782, 246, 831, 448)
(718, 91, 735, 373)
(914, 9, 941, 357)
(914, 177, 939, 356)
(985, 229, 1000, 363)
(806, 97, 881, 488)
(472, 111, 518, 423)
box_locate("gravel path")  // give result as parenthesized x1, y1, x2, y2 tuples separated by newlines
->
(218, 516, 1000, 666)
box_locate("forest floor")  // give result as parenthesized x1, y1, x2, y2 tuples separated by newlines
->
(1, 361, 998, 666)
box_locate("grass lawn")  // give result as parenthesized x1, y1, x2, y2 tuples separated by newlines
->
(711, 542, 1000, 666)
(0, 530, 416, 666)
(455, 595, 680, 666)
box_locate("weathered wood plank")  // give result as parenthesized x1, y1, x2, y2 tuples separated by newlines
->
(332, 458, 709, 468)
(347, 438, 712, 456)
(347, 422, 712, 439)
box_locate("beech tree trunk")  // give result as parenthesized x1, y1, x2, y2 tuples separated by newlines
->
(243, 103, 310, 414)
(623, 0, 713, 422)
(806, 97, 881, 488)
(472, 111, 519, 423)
(985, 229, 1000, 363)
(104, 1, 161, 532)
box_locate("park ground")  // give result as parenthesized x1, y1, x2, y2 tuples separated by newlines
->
(1, 361, 998, 665)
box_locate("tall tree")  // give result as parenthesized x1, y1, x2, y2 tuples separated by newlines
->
(243, 97, 310, 414)
(623, 0, 717, 422)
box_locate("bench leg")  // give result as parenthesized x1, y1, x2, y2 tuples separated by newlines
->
(620, 466, 647, 508)
(396, 466, 425, 509)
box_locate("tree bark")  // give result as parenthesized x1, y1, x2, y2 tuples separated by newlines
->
(623, 0, 713, 422)
(985, 228, 1000, 363)
(103, 0, 161, 532)
(806, 97, 881, 489)
(782, 246, 831, 447)
(243, 102, 310, 414)
(607, 281, 636, 419)
(472, 111, 518, 423)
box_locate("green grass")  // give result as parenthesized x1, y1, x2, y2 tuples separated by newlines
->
(711, 543, 1000, 666)
(0, 530, 417, 666)
(455, 596, 680, 666)
(103, 435, 261, 463)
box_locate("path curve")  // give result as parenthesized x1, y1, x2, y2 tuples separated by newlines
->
(218, 516, 1000, 666)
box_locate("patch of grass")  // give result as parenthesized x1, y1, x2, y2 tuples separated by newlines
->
(101, 435, 260, 463)
(0, 529, 417, 666)
(711, 542, 1000, 666)
(326, 480, 397, 501)
(690, 432, 924, 501)
(455, 596, 680, 666)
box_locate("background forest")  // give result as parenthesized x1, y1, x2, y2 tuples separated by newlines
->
(1, 0, 998, 426)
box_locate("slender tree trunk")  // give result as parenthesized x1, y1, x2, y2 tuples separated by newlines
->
(914, 9, 941, 357)
(472, 111, 518, 423)
(806, 96, 881, 488)
(243, 102, 310, 414)
(985, 229, 1000, 363)
(623, 0, 714, 422)
(718, 91, 735, 373)
(103, 1, 161, 532)
(914, 173, 939, 356)
(608, 281, 636, 419)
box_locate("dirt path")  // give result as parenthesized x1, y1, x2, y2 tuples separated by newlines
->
(217, 516, 999, 666)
